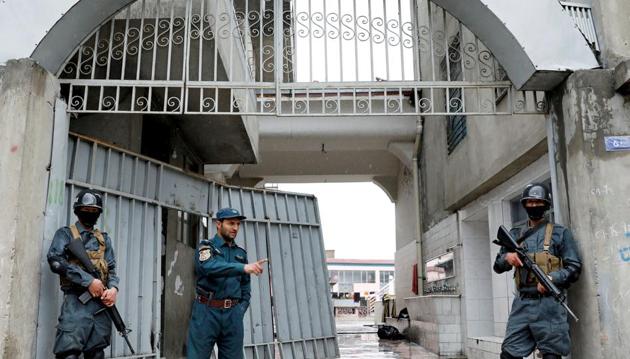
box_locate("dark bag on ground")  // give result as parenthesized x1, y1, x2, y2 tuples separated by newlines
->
(377, 325, 405, 340)
(397, 307, 409, 320)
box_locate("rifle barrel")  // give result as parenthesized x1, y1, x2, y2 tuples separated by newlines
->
(495, 226, 579, 322)
(564, 303, 579, 322)
(122, 334, 136, 354)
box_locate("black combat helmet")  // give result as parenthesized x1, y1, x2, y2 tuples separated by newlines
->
(73, 189, 103, 212)
(520, 183, 551, 207)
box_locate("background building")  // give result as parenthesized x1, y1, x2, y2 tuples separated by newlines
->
(327, 257, 395, 318)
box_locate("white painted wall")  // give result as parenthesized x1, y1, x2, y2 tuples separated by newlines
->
(456, 155, 550, 358)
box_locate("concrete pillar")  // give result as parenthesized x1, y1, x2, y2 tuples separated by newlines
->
(0, 59, 59, 358)
(394, 164, 419, 310)
(591, 0, 630, 68)
(549, 68, 630, 358)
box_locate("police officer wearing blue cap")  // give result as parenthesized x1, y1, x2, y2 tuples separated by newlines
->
(187, 208, 267, 359)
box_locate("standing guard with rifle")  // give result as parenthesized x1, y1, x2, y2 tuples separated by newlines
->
(493, 183, 582, 359)
(47, 189, 134, 358)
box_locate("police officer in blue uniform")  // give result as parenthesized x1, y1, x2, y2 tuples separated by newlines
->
(494, 183, 582, 359)
(47, 189, 120, 359)
(187, 208, 267, 359)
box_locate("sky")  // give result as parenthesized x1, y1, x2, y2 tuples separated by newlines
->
(0, 1, 398, 261)
(0, 0, 78, 64)
(277, 182, 395, 260)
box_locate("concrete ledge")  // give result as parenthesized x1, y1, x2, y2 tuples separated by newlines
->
(613, 60, 630, 95)
(404, 295, 464, 357)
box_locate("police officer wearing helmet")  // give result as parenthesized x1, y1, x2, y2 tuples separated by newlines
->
(47, 189, 120, 359)
(187, 208, 267, 359)
(494, 183, 582, 359)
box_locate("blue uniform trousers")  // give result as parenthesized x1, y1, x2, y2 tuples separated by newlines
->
(53, 294, 112, 356)
(502, 295, 570, 357)
(187, 300, 246, 359)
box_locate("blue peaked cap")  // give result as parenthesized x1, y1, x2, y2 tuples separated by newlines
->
(216, 207, 247, 220)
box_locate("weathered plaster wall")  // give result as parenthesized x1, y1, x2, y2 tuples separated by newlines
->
(394, 163, 420, 310)
(396, 164, 417, 250)
(550, 68, 630, 359)
(444, 114, 547, 210)
(421, 112, 547, 232)
(0, 59, 58, 358)
(591, 0, 630, 69)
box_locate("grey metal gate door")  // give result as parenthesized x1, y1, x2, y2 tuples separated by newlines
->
(211, 187, 339, 358)
(37, 130, 338, 358)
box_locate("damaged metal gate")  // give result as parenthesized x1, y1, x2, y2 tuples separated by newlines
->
(37, 130, 338, 358)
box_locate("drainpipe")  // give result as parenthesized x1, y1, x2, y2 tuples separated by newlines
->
(546, 114, 564, 225)
(412, 118, 423, 295)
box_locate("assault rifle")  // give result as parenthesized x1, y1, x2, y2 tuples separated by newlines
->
(67, 239, 136, 354)
(494, 225, 579, 322)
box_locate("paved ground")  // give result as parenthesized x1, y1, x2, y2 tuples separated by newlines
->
(336, 319, 438, 359)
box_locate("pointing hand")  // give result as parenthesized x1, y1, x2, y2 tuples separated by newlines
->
(244, 258, 268, 276)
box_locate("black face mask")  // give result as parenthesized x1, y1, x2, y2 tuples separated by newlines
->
(76, 211, 100, 227)
(525, 206, 547, 220)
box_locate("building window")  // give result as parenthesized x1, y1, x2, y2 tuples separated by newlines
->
(495, 67, 509, 104)
(447, 113, 467, 155)
(425, 252, 455, 282)
(441, 32, 467, 155)
(176, 211, 202, 249)
(331, 270, 377, 285)
(367, 271, 375, 284)
(379, 271, 394, 288)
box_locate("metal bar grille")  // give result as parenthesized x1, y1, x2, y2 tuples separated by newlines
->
(56, 0, 547, 116)
(560, 1, 599, 51)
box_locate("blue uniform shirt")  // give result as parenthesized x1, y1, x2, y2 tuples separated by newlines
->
(47, 221, 120, 290)
(494, 221, 582, 289)
(195, 234, 251, 308)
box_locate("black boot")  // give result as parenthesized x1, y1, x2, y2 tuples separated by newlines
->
(84, 350, 105, 359)
(500, 351, 523, 359)
(542, 354, 561, 359)
(55, 352, 80, 359)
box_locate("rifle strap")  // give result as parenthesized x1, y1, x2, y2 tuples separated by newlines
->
(543, 223, 553, 252)
(69, 224, 81, 241)
(65, 225, 109, 284)
(69, 224, 106, 257)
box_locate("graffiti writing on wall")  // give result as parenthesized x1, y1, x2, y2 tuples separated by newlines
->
(595, 223, 630, 240)
(590, 184, 614, 197)
(619, 247, 630, 263)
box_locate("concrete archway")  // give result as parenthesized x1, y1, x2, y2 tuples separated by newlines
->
(431, 0, 599, 89)
(32, 0, 597, 90)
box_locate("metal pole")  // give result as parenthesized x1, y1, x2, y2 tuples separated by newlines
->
(275, 0, 284, 115)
